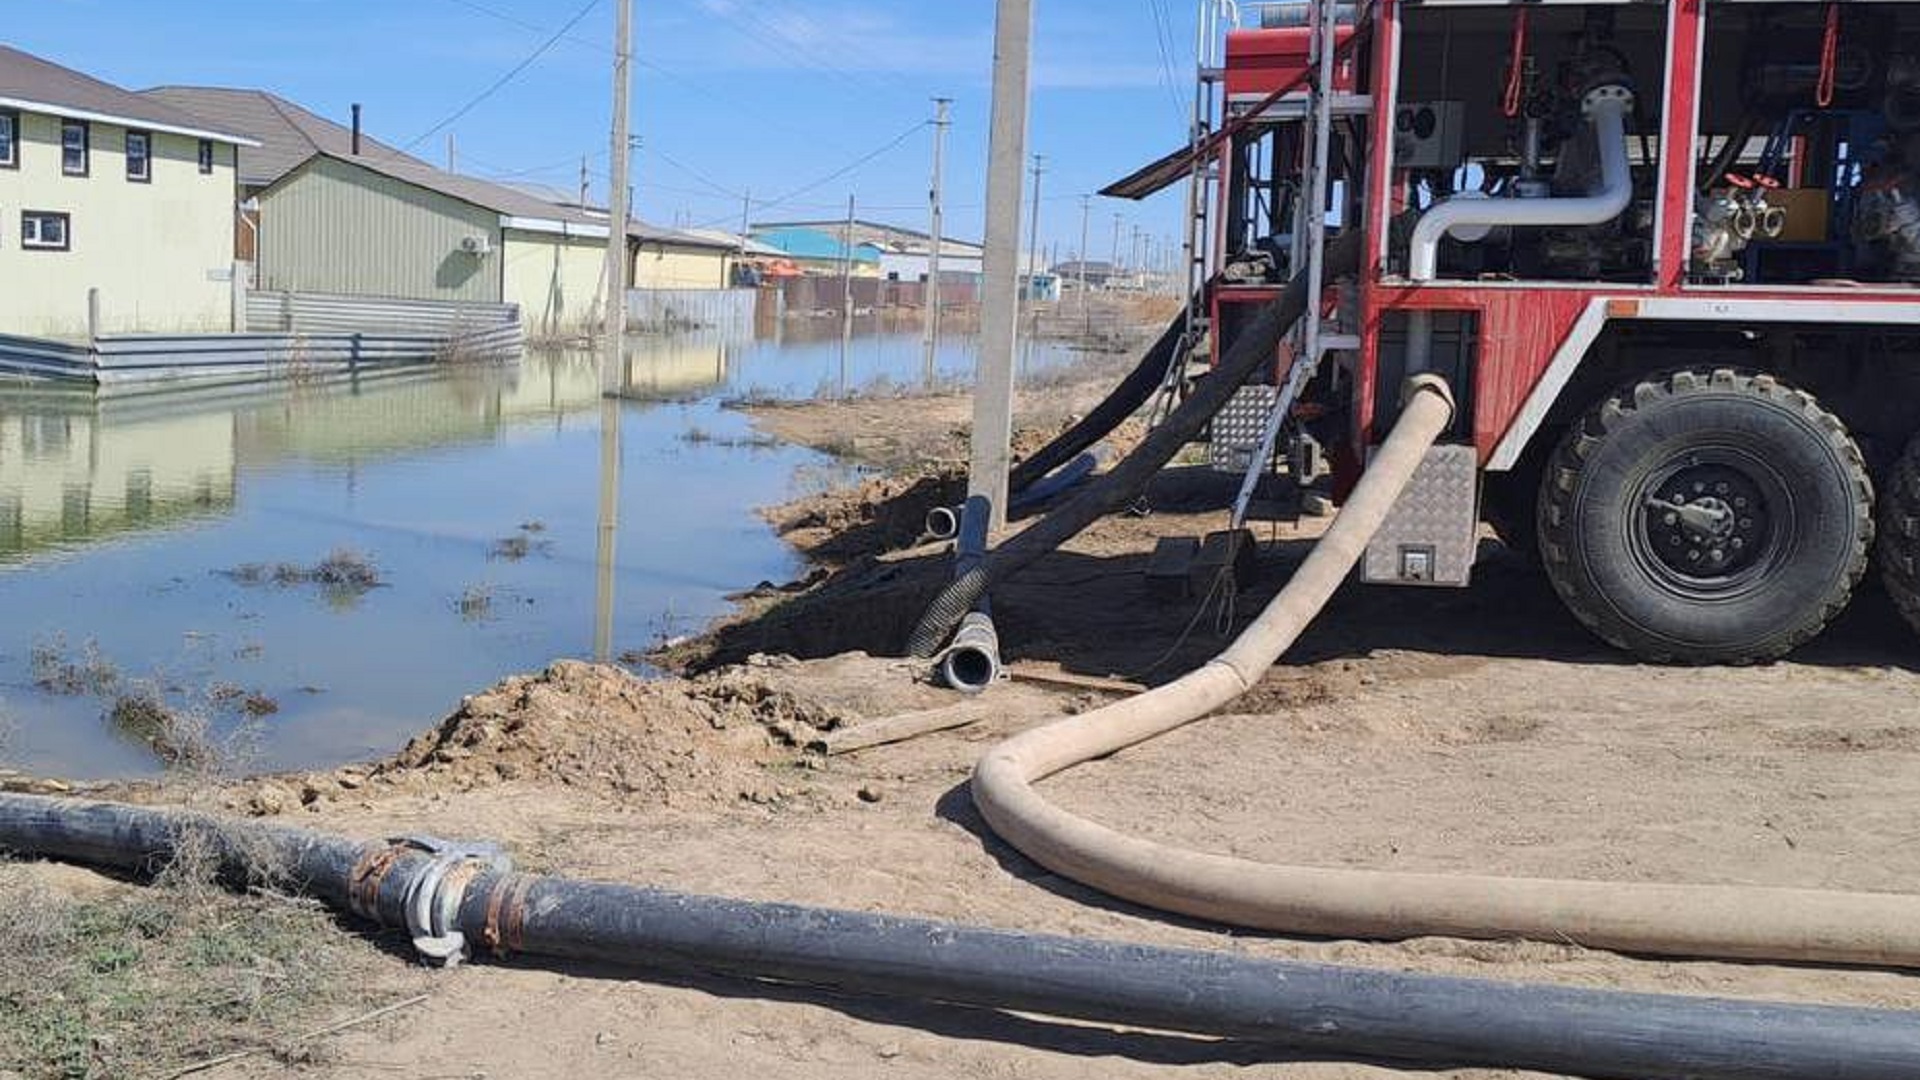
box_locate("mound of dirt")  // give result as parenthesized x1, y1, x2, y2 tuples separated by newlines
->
(373, 661, 853, 805)
(203, 662, 861, 816)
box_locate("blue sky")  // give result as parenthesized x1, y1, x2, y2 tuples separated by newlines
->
(11, 0, 1200, 260)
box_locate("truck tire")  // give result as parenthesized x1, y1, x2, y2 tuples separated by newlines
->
(1537, 369, 1874, 664)
(1881, 433, 1920, 638)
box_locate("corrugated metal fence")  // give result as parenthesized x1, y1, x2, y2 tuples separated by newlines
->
(0, 292, 523, 385)
(627, 288, 758, 334)
(244, 290, 520, 337)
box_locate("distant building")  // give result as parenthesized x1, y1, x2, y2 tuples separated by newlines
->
(0, 46, 254, 339)
(1052, 259, 1122, 289)
(754, 218, 984, 284)
(141, 87, 738, 336)
(750, 227, 884, 278)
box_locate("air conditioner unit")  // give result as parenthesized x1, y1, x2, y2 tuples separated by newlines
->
(459, 235, 494, 256)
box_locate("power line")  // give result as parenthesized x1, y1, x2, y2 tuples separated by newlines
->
(402, 0, 604, 152)
(695, 0, 895, 97)
(649, 147, 746, 201)
(694, 120, 930, 229)
(1146, 0, 1191, 125)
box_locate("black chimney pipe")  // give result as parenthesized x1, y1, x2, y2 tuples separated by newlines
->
(350, 103, 362, 155)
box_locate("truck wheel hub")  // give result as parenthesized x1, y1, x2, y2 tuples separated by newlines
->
(1636, 460, 1778, 590)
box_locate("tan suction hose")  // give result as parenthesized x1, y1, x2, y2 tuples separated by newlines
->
(973, 376, 1920, 969)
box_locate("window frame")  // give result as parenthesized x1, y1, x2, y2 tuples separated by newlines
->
(60, 119, 89, 177)
(0, 110, 18, 170)
(125, 129, 152, 183)
(22, 210, 72, 252)
(197, 138, 214, 175)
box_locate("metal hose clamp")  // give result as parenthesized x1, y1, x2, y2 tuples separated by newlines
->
(389, 835, 514, 968)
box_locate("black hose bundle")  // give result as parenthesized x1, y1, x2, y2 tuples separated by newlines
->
(1008, 304, 1192, 494)
(907, 231, 1362, 657)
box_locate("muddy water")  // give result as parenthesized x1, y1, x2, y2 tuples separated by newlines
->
(0, 327, 1081, 780)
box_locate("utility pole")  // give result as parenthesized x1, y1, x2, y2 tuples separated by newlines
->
(840, 193, 856, 397)
(740, 189, 752, 236)
(603, 0, 633, 389)
(594, 0, 633, 664)
(580, 157, 590, 210)
(1132, 226, 1144, 289)
(971, 0, 1035, 532)
(1026, 154, 1047, 299)
(1111, 213, 1124, 277)
(446, 132, 458, 173)
(924, 97, 952, 384)
(1078, 194, 1092, 323)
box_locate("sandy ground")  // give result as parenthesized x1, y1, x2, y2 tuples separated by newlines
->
(10, 341, 1920, 1079)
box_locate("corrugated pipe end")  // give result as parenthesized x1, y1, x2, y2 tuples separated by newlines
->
(926, 505, 962, 542)
(938, 611, 1002, 694)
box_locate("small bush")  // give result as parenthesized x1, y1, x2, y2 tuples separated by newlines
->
(30, 635, 120, 697)
(225, 549, 383, 598)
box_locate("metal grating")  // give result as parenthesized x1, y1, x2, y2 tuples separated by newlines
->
(1210, 384, 1280, 472)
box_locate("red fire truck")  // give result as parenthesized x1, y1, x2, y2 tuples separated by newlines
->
(1113, 0, 1920, 664)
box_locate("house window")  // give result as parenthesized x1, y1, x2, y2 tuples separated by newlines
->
(61, 120, 88, 176)
(197, 139, 214, 174)
(125, 130, 151, 182)
(0, 111, 17, 169)
(22, 211, 71, 251)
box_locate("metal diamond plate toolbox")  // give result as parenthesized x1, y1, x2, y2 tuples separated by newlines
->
(1362, 444, 1479, 587)
(1209, 385, 1279, 472)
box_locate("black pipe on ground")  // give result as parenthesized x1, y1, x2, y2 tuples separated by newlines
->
(928, 444, 1118, 541)
(1007, 300, 1193, 495)
(4, 793, 1920, 1080)
(907, 232, 1362, 657)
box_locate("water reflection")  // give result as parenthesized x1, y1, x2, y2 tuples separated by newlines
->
(0, 324, 1081, 780)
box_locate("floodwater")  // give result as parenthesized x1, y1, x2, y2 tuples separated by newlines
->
(0, 323, 1081, 780)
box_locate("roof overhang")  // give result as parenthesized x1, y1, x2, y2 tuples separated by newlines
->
(0, 95, 259, 146)
(502, 215, 612, 239)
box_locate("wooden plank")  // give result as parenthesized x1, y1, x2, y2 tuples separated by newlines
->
(819, 701, 998, 756)
(1006, 663, 1145, 696)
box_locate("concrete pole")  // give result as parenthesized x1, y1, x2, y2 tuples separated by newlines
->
(924, 97, 952, 384)
(1026, 154, 1047, 300)
(1111, 213, 1124, 277)
(840, 193, 856, 397)
(970, 0, 1035, 532)
(1078, 194, 1091, 326)
(603, 0, 633, 393)
(594, 0, 633, 664)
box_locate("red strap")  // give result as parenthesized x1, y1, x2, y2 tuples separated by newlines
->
(1817, 3, 1840, 108)
(1502, 9, 1531, 119)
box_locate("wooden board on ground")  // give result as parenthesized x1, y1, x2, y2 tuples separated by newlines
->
(1006, 662, 1145, 696)
(819, 701, 999, 755)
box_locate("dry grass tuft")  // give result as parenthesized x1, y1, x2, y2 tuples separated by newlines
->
(30, 635, 121, 697)
(0, 857, 418, 1078)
